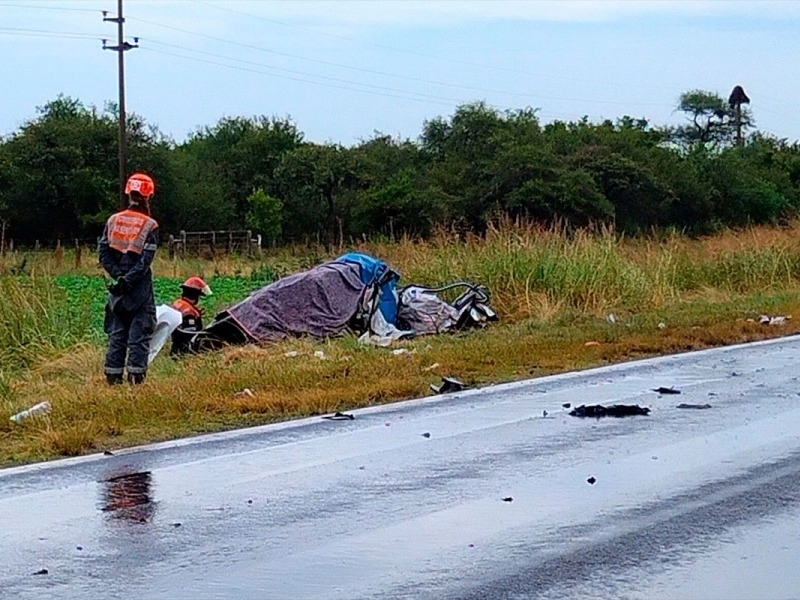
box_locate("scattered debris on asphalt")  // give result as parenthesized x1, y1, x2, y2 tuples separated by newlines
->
(542, 410, 549, 418)
(587, 477, 597, 485)
(677, 403, 713, 410)
(421, 432, 431, 438)
(76, 546, 83, 551)
(171, 522, 182, 528)
(570, 404, 650, 418)
(322, 411, 354, 421)
(103, 450, 114, 456)
(562, 403, 572, 409)
(430, 376, 466, 394)
(652, 386, 681, 395)
(502, 497, 514, 502)
(32, 569, 48, 576)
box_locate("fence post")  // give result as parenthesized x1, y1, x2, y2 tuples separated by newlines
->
(54, 239, 64, 268)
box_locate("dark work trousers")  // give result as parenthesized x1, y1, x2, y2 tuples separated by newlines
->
(104, 299, 156, 377)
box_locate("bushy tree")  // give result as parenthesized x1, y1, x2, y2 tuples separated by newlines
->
(1, 96, 118, 242)
(274, 143, 362, 247)
(671, 90, 753, 150)
(178, 115, 303, 230)
(246, 188, 283, 244)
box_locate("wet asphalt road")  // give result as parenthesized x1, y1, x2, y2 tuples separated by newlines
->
(4, 336, 800, 599)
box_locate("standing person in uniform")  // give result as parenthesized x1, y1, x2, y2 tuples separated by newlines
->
(98, 173, 159, 385)
(170, 276, 212, 356)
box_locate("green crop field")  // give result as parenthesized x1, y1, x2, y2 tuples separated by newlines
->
(52, 273, 275, 337)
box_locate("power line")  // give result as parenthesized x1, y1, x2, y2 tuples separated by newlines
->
(0, 22, 566, 112)
(0, 26, 103, 39)
(4, 3, 676, 111)
(0, 28, 651, 122)
(140, 45, 594, 123)
(142, 38, 508, 106)
(126, 14, 673, 110)
(138, 46, 461, 109)
(194, 0, 680, 95)
(0, 8, 682, 126)
(0, 2, 100, 12)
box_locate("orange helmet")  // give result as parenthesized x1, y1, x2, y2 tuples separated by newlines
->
(125, 173, 155, 198)
(182, 276, 212, 296)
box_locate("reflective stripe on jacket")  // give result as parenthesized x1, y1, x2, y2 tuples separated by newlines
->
(106, 210, 159, 254)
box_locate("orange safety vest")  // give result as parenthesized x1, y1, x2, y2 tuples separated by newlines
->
(106, 209, 159, 255)
(172, 298, 201, 319)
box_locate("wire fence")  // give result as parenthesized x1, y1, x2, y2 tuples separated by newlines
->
(0, 227, 263, 259)
(167, 230, 262, 258)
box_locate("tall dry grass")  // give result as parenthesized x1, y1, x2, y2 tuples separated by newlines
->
(4, 221, 800, 464)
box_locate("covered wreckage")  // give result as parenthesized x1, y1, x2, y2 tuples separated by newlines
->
(185, 253, 497, 352)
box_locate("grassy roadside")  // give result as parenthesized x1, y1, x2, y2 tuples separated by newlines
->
(2, 222, 800, 467)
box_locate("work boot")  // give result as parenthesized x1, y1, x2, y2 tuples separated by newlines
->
(106, 373, 124, 385)
(127, 372, 146, 385)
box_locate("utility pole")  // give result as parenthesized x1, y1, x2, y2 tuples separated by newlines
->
(728, 85, 750, 148)
(103, 0, 138, 206)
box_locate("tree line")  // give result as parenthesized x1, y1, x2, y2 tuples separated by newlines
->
(1, 90, 799, 248)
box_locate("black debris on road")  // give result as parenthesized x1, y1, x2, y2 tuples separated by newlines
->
(652, 387, 681, 395)
(322, 412, 355, 421)
(569, 405, 650, 418)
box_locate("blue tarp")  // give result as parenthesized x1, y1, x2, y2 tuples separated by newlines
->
(336, 252, 400, 325)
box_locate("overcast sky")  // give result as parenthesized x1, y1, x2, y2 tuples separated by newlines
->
(1, 0, 798, 145)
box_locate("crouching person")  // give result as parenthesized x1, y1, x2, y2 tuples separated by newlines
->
(170, 276, 212, 357)
(99, 173, 159, 385)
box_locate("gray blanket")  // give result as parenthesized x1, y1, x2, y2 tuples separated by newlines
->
(227, 262, 366, 343)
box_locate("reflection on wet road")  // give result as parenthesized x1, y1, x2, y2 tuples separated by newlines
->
(100, 471, 156, 523)
(3, 336, 800, 599)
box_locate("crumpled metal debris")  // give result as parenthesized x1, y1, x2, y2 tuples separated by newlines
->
(430, 376, 466, 394)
